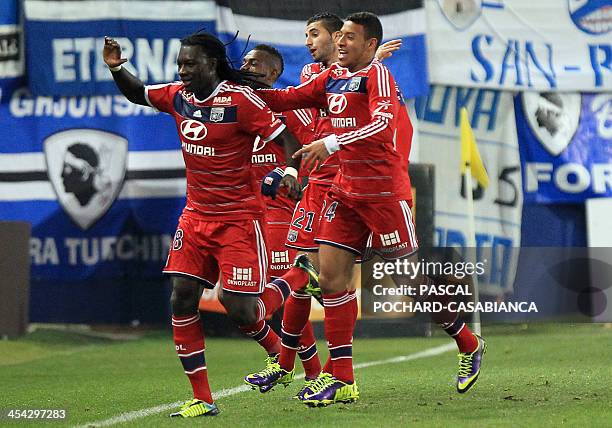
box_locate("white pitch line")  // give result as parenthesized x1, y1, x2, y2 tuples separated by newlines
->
(76, 342, 455, 427)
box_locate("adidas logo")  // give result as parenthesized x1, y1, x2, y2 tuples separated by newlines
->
(193, 110, 202, 118)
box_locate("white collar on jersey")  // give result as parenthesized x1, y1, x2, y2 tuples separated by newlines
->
(332, 59, 377, 77)
(192, 80, 228, 104)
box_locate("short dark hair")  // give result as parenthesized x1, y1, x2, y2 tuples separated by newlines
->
(253, 44, 284, 76)
(345, 11, 383, 48)
(306, 12, 343, 35)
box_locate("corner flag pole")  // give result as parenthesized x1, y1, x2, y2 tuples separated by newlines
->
(460, 107, 488, 336)
(463, 166, 482, 336)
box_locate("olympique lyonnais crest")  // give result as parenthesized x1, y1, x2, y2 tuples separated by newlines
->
(568, 0, 612, 35)
(44, 129, 128, 230)
(522, 93, 582, 157)
(438, 0, 482, 30)
(348, 77, 362, 92)
(209, 107, 225, 122)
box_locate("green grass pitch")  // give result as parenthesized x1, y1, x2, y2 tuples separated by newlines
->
(1, 323, 610, 427)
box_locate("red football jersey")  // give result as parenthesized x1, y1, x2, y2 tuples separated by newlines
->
(259, 60, 412, 202)
(394, 84, 413, 173)
(298, 62, 339, 186)
(251, 108, 315, 222)
(145, 80, 285, 220)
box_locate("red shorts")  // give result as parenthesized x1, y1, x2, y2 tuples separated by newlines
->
(264, 208, 298, 277)
(285, 183, 329, 252)
(315, 196, 418, 261)
(163, 214, 268, 295)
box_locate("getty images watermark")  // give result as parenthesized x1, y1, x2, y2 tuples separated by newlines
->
(369, 258, 538, 314)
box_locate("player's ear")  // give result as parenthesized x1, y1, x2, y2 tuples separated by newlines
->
(332, 31, 341, 42)
(207, 57, 218, 71)
(368, 38, 379, 52)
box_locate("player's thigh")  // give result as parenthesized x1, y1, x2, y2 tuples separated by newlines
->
(215, 219, 267, 323)
(219, 292, 259, 325)
(318, 243, 357, 294)
(286, 184, 328, 252)
(266, 224, 297, 278)
(164, 215, 220, 295)
(361, 199, 419, 261)
(315, 196, 370, 258)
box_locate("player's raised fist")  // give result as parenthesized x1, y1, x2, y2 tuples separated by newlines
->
(103, 36, 128, 68)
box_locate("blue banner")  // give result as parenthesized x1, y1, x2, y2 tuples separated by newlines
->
(24, 0, 216, 95)
(216, 1, 428, 96)
(0, 0, 24, 100)
(0, 87, 187, 281)
(516, 93, 612, 203)
(24, 0, 428, 98)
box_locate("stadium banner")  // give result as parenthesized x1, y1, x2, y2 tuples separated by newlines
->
(23, 0, 216, 96)
(0, 87, 187, 281)
(197, 1, 427, 97)
(416, 85, 522, 295)
(0, 0, 24, 100)
(516, 93, 612, 204)
(426, 0, 612, 92)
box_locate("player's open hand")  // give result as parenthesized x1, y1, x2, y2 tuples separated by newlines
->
(103, 36, 128, 68)
(293, 139, 330, 171)
(376, 39, 402, 61)
(279, 175, 302, 201)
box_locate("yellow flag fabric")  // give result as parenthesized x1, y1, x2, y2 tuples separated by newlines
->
(460, 107, 489, 188)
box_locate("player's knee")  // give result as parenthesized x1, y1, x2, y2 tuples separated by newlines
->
(318, 272, 350, 294)
(226, 306, 257, 326)
(223, 298, 258, 326)
(170, 278, 201, 315)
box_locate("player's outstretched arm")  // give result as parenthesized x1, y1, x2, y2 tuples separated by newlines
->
(103, 36, 148, 106)
(376, 39, 402, 61)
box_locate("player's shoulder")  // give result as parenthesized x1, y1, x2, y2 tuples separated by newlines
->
(147, 81, 184, 93)
(216, 81, 267, 109)
(368, 59, 391, 75)
(300, 62, 327, 83)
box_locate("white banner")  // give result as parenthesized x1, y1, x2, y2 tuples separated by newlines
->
(417, 85, 522, 294)
(426, 0, 611, 92)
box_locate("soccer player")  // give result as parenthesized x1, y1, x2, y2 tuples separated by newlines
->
(243, 12, 408, 401)
(242, 13, 345, 398)
(256, 12, 486, 406)
(103, 32, 308, 418)
(238, 44, 323, 387)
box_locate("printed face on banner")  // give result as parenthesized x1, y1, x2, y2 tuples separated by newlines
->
(522, 93, 582, 157)
(44, 129, 128, 230)
(438, 0, 482, 30)
(568, 0, 612, 35)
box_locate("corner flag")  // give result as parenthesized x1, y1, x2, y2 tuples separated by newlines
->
(460, 107, 489, 188)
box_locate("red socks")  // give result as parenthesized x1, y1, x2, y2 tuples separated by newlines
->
(322, 290, 358, 383)
(282, 266, 310, 291)
(440, 317, 478, 353)
(239, 320, 281, 355)
(172, 314, 213, 404)
(279, 292, 312, 369)
(297, 321, 321, 379)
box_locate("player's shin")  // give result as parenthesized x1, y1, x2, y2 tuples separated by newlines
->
(172, 314, 213, 404)
(297, 321, 321, 379)
(322, 290, 358, 383)
(279, 291, 312, 371)
(239, 320, 281, 356)
(257, 278, 292, 318)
